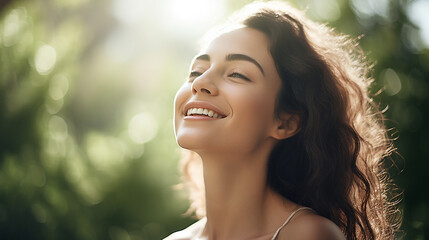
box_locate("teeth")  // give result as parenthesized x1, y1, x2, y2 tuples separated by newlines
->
(186, 108, 223, 118)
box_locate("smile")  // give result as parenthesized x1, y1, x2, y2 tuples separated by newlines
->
(186, 108, 225, 119)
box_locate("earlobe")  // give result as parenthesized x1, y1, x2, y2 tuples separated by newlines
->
(271, 112, 300, 140)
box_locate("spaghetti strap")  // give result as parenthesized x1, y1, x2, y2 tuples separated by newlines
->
(270, 207, 312, 240)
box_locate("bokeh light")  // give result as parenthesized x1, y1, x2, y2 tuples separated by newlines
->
(407, 0, 429, 48)
(128, 112, 158, 144)
(35, 44, 57, 75)
(382, 68, 402, 96)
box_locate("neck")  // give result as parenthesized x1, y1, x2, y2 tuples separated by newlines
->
(198, 147, 298, 240)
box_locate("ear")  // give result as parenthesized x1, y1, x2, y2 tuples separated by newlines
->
(270, 112, 300, 140)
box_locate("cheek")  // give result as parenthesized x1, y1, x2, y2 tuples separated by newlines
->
(227, 86, 277, 137)
(234, 86, 275, 119)
(174, 83, 190, 132)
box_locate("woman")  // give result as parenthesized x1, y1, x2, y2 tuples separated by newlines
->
(166, 1, 400, 239)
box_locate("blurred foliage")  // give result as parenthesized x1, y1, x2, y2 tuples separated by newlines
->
(0, 0, 428, 239)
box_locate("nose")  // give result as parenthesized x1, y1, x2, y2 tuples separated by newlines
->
(191, 72, 219, 96)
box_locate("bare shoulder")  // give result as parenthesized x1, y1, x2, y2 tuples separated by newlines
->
(277, 211, 345, 240)
(163, 218, 206, 240)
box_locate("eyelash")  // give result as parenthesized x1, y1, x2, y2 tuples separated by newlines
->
(228, 72, 250, 81)
(189, 71, 202, 78)
(188, 71, 250, 81)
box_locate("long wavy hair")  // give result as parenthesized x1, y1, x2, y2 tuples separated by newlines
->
(179, 1, 401, 239)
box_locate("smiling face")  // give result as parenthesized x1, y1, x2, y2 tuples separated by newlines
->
(174, 27, 284, 155)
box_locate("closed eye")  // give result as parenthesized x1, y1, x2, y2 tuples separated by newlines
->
(189, 71, 202, 78)
(228, 72, 250, 81)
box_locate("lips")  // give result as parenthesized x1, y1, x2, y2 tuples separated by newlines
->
(183, 101, 227, 119)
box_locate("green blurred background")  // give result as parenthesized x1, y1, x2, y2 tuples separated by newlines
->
(0, 0, 427, 239)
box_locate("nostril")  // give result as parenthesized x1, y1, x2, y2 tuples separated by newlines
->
(192, 86, 212, 95)
(202, 88, 211, 94)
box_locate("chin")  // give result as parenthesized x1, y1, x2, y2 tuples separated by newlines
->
(176, 135, 209, 151)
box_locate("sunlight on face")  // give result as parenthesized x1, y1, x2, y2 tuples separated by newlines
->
(174, 27, 282, 155)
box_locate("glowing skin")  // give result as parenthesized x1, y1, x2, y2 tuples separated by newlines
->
(174, 27, 285, 157)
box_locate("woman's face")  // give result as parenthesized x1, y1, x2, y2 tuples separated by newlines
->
(174, 27, 283, 155)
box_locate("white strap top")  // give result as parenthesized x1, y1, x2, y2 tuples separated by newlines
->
(163, 207, 313, 240)
(270, 207, 312, 240)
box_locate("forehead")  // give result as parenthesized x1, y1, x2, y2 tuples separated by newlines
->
(200, 27, 271, 60)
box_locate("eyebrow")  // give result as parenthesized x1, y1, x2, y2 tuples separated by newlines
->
(194, 53, 265, 75)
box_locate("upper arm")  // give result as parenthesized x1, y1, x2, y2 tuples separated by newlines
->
(277, 213, 346, 240)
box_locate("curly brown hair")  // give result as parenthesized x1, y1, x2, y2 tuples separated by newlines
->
(179, 1, 401, 239)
